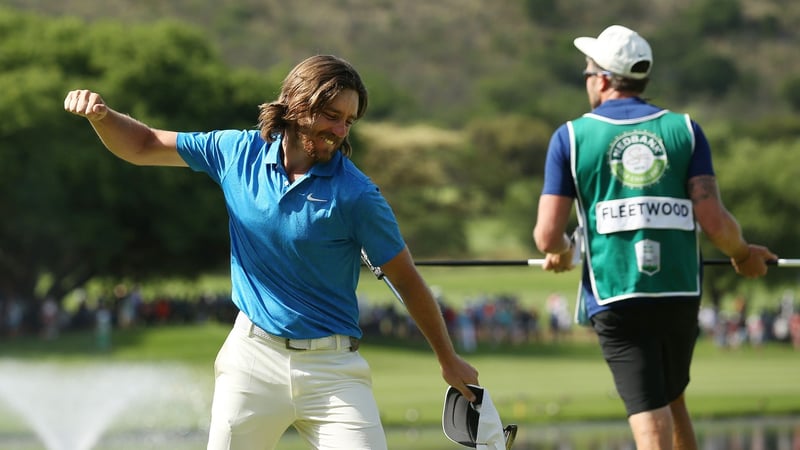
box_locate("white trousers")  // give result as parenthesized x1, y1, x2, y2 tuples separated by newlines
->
(207, 314, 387, 450)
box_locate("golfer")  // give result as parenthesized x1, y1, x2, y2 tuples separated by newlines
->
(64, 54, 479, 450)
(533, 25, 776, 450)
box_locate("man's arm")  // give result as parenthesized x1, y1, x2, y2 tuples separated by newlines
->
(380, 246, 479, 402)
(688, 174, 776, 277)
(64, 90, 186, 167)
(533, 194, 576, 272)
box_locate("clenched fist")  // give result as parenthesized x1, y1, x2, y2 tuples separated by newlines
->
(64, 90, 108, 121)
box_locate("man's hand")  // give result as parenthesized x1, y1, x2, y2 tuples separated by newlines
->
(440, 355, 480, 402)
(542, 246, 575, 273)
(731, 244, 777, 278)
(64, 90, 108, 122)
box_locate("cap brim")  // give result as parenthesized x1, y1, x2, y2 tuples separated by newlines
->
(573, 36, 600, 61)
(442, 385, 484, 447)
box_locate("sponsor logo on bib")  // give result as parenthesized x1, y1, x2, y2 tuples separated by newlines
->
(635, 239, 661, 276)
(608, 130, 667, 188)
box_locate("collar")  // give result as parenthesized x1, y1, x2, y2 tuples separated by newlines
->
(595, 97, 646, 111)
(591, 97, 661, 120)
(265, 134, 341, 178)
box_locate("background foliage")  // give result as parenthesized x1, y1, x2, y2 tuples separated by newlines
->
(1, 0, 799, 306)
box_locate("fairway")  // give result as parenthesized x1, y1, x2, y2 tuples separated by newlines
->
(363, 339, 800, 427)
(365, 344, 618, 426)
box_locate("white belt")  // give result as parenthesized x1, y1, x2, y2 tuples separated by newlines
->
(234, 312, 358, 352)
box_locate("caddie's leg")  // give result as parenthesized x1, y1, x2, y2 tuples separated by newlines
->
(628, 406, 673, 450)
(669, 393, 698, 450)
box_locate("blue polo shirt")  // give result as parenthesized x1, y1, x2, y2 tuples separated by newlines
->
(542, 98, 714, 318)
(177, 130, 405, 339)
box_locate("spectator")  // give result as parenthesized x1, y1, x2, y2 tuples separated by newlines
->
(40, 297, 59, 340)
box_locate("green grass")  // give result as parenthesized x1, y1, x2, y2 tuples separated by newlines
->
(367, 337, 800, 426)
(358, 266, 582, 311)
(2, 323, 799, 428)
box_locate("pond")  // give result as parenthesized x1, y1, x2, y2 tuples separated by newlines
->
(3, 416, 797, 449)
(0, 359, 797, 449)
(498, 416, 800, 449)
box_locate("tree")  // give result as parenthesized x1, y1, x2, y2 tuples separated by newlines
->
(0, 11, 279, 305)
(699, 137, 800, 304)
(462, 114, 551, 205)
(713, 139, 800, 263)
(522, 0, 561, 25)
(675, 51, 739, 99)
(356, 122, 471, 257)
(685, 0, 743, 36)
(781, 76, 800, 112)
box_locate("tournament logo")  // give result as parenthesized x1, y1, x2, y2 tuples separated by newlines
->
(608, 130, 668, 188)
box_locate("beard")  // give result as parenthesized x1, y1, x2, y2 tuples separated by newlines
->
(298, 128, 339, 163)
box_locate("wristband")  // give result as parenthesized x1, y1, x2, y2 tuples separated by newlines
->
(558, 234, 573, 255)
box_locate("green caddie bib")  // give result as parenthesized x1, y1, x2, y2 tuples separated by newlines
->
(570, 110, 701, 304)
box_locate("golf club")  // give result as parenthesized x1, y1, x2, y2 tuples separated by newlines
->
(411, 258, 800, 267)
(503, 425, 518, 450)
(360, 248, 404, 305)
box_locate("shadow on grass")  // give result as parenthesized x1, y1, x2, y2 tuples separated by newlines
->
(0, 322, 229, 364)
(0, 330, 119, 359)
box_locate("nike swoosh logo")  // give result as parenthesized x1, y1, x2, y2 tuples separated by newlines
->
(306, 193, 328, 203)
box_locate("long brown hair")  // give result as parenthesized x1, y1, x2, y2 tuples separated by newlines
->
(258, 55, 368, 158)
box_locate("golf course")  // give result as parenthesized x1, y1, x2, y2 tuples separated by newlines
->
(1, 266, 798, 448)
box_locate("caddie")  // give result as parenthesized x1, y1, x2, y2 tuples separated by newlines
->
(532, 24, 777, 450)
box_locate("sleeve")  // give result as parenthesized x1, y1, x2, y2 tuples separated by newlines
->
(176, 130, 245, 185)
(687, 121, 715, 178)
(541, 124, 577, 197)
(352, 185, 407, 268)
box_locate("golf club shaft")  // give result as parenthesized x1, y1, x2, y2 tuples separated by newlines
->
(360, 249, 405, 305)
(379, 276, 404, 305)
(412, 258, 800, 267)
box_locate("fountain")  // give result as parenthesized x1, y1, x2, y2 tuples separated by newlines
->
(0, 360, 210, 450)
(3, 359, 797, 449)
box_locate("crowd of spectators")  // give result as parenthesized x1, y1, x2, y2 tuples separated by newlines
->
(359, 290, 548, 352)
(2, 284, 800, 351)
(0, 285, 238, 341)
(699, 290, 800, 350)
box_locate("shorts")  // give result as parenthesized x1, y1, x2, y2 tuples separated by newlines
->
(591, 299, 700, 416)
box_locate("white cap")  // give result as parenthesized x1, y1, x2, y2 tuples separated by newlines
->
(574, 25, 652, 79)
(442, 385, 515, 450)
